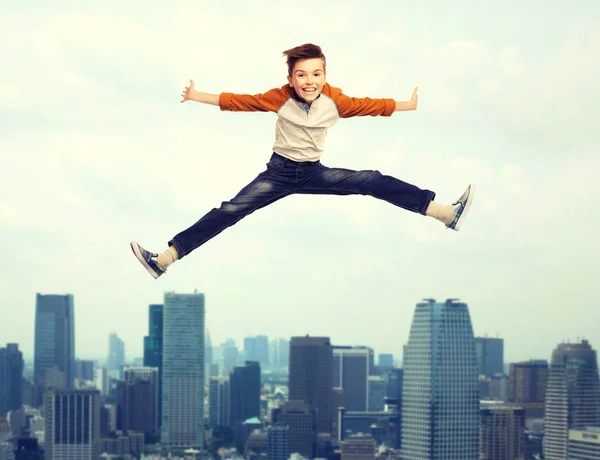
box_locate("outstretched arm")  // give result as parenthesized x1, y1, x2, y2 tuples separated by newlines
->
(394, 87, 418, 112)
(180, 80, 220, 105)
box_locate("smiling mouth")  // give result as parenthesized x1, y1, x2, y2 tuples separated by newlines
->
(302, 88, 317, 93)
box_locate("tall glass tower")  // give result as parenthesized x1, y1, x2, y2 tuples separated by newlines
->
(143, 304, 163, 426)
(161, 292, 205, 450)
(34, 293, 75, 406)
(401, 298, 479, 460)
(544, 340, 600, 460)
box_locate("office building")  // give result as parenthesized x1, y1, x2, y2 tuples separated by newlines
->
(267, 424, 291, 460)
(161, 291, 205, 449)
(289, 336, 333, 435)
(0, 344, 23, 416)
(568, 427, 600, 460)
(107, 333, 125, 380)
(272, 401, 316, 459)
(44, 388, 101, 460)
(401, 298, 479, 460)
(333, 346, 374, 412)
(544, 340, 600, 460)
(34, 294, 75, 405)
(475, 337, 504, 378)
(143, 304, 163, 425)
(480, 402, 525, 460)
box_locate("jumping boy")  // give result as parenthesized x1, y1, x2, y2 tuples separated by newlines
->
(130, 43, 475, 279)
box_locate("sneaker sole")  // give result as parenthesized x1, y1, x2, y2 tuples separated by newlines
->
(130, 241, 161, 280)
(453, 184, 475, 232)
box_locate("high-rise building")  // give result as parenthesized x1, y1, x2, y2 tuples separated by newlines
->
(270, 338, 290, 368)
(223, 339, 239, 374)
(267, 424, 291, 460)
(208, 377, 221, 428)
(508, 360, 548, 403)
(74, 360, 95, 382)
(377, 353, 394, 368)
(219, 377, 231, 427)
(107, 333, 125, 380)
(230, 361, 261, 444)
(143, 304, 163, 425)
(205, 329, 213, 379)
(475, 337, 504, 378)
(479, 402, 525, 460)
(367, 376, 385, 412)
(119, 367, 159, 437)
(44, 388, 101, 460)
(401, 298, 479, 460)
(544, 340, 600, 460)
(244, 336, 269, 368)
(161, 291, 205, 449)
(289, 336, 333, 435)
(568, 427, 600, 459)
(94, 366, 109, 396)
(0, 344, 23, 416)
(333, 346, 374, 412)
(508, 360, 548, 419)
(34, 293, 75, 405)
(340, 434, 377, 460)
(272, 401, 317, 459)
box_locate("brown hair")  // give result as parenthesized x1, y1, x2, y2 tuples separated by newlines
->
(282, 43, 326, 76)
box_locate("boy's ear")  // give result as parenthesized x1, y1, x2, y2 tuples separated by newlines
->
(287, 75, 293, 87)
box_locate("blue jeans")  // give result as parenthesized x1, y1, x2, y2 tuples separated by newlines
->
(169, 153, 436, 258)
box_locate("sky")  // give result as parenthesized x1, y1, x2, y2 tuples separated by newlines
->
(1, 0, 599, 364)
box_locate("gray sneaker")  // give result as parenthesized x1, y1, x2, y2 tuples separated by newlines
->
(130, 241, 166, 279)
(446, 184, 475, 231)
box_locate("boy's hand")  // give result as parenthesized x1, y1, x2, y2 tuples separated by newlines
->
(409, 87, 418, 110)
(181, 80, 195, 103)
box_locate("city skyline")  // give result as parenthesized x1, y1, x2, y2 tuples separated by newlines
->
(2, 1, 599, 365)
(8, 292, 593, 366)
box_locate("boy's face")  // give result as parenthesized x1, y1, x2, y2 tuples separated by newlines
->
(287, 58, 326, 105)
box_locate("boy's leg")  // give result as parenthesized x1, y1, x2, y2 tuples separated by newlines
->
(296, 163, 473, 228)
(131, 156, 296, 278)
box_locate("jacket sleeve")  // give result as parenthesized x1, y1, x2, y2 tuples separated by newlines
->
(325, 84, 396, 118)
(219, 86, 291, 113)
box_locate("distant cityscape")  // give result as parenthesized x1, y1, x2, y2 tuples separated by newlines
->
(1, 293, 599, 460)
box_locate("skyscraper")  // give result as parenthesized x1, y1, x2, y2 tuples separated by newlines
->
(208, 377, 221, 428)
(161, 291, 205, 449)
(367, 376, 385, 412)
(377, 353, 394, 368)
(107, 333, 125, 379)
(289, 336, 333, 435)
(272, 401, 317, 459)
(34, 293, 75, 405)
(268, 424, 292, 460)
(0, 343, 23, 416)
(120, 367, 159, 437)
(230, 361, 261, 445)
(544, 340, 600, 460)
(508, 360, 548, 403)
(333, 346, 374, 411)
(401, 298, 479, 460)
(143, 304, 163, 425)
(223, 339, 239, 374)
(270, 338, 290, 368)
(44, 388, 101, 460)
(475, 337, 504, 378)
(479, 402, 525, 460)
(74, 360, 95, 382)
(244, 336, 269, 368)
